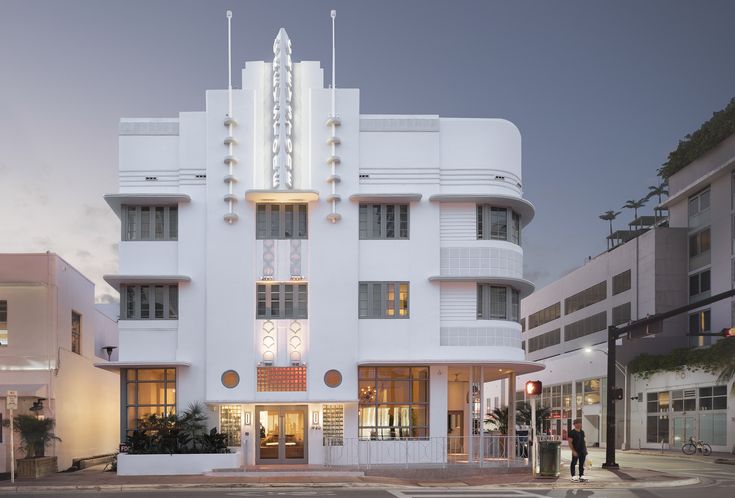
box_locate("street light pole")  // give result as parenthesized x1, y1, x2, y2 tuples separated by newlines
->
(602, 326, 619, 468)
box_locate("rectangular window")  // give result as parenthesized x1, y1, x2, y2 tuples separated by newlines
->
(358, 282, 409, 318)
(689, 228, 711, 258)
(528, 302, 561, 329)
(120, 285, 179, 320)
(527, 328, 561, 353)
(359, 204, 409, 239)
(71, 311, 81, 354)
(477, 205, 521, 244)
(358, 366, 429, 440)
(256, 204, 308, 239)
(612, 302, 631, 326)
(477, 285, 518, 321)
(219, 405, 243, 446)
(612, 269, 631, 295)
(671, 389, 696, 412)
(125, 368, 176, 434)
(688, 188, 710, 225)
(322, 404, 344, 446)
(688, 309, 711, 346)
(699, 385, 727, 411)
(256, 283, 308, 319)
(122, 205, 178, 241)
(563, 311, 607, 341)
(565, 281, 607, 315)
(688, 269, 711, 299)
(0, 300, 7, 346)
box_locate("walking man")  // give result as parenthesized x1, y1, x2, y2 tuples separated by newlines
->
(567, 418, 588, 482)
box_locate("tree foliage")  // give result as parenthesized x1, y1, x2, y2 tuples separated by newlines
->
(484, 402, 551, 435)
(629, 338, 735, 392)
(125, 402, 230, 455)
(659, 97, 735, 179)
(13, 415, 61, 458)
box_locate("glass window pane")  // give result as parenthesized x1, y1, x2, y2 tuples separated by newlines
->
(140, 207, 150, 240)
(270, 205, 280, 238)
(140, 286, 150, 319)
(284, 205, 294, 238)
(399, 205, 408, 238)
(359, 205, 367, 239)
(168, 286, 178, 319)
(398, 283, 409, 317)
(154, 286, 164, 319)
(297, 204, 308, 238)
(386, 284, 395, 317)
(491, 207, 507, 240)
(138, 369, 166, 381)
(385, 205, 395, 238)
(137, 382, 166, 405)
(375, 380, 411, 403)
(155, 207, 165, 240)
(271, 285, 280, 317)
(126, 207, 137, 240)
(256, 205, 267, 239)
(371, 205, 382, 238)
(126, 286, 136, 319)
(169, 207, 178, 239)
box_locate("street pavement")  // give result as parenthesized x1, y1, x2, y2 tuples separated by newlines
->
(0, 446, 732, 496)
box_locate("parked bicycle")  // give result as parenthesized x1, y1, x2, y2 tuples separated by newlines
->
(681, 437, 712, 456)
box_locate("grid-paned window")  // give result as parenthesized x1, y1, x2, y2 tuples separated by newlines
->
(528, 302, 561, 329)
(71, 311, 81, 354)
(699, 385, 727, 410)
(477, 205, 521, 244)
(612, 269, 631, 295)
(359, 204, 409, 239)
(671, 389, 696, 412)
(564, 281, 607, 315)
(256, 203, 308, 239)
(358, 366, 429, 440)
(122, 206, 178, 241)
(0, 300, 7, 346)
(256, 283, 308, 319)
(125, 368, 176, 434)
(612, 302, 631, 326)
(359, 282, 409, 318)
(219, 405, 242, 446)
(120, 285, 179, 320)
(323, 404, 344, 446)
(689, 270, 711, 299)
(528, 328, 561, 353)
(563, 311, 607, 341)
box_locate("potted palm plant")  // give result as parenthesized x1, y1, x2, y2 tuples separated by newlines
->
(14, 414, 61, 478)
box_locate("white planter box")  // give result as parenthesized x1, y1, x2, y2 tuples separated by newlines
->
(117, 452, 241, 475)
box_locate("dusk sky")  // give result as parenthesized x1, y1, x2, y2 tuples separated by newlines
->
(1, 0, 734, 301)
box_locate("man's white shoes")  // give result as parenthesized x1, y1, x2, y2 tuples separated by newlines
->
(571, 476, 579, 482)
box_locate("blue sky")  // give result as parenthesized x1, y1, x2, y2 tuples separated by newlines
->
(1, 0, 734, 300)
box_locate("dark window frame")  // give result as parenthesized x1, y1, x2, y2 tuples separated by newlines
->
(358, 282, 409, 319)
(122, 205, 178, 241)
(256, 282, 308, 319)
(120, 284, 179, 320)
(256, 203, 308, 240)
(358, 204, 409, 240)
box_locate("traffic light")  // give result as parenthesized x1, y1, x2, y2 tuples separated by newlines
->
(613, 388, 624, 400)
(525, 380, 542, 396)
(722, 328, 735, 338)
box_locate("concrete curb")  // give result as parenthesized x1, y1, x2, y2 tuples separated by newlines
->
(0, 477, 700, 493)
(715, 458, 735, 465)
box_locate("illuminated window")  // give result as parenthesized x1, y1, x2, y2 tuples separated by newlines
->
(0, 300, 7, 346)
(358, 366, 429, 440)
(220, 404, 242, 446)
(71, 311, 81, 354)
(359, 204, 409, 239)
(257, 366, 307, 392)
(125, 368, 176, 433)
(358, 282, 409, 319)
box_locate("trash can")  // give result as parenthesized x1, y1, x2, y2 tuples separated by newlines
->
(538, 441, 561, 477)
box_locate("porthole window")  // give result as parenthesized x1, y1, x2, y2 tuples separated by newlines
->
(324, 369, 342, 388)
(222, 370, 240, 389)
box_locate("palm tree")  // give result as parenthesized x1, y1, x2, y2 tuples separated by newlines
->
(599, 210, 621, 239)
(646, 182, 669, 204)
(622, 197, 648, 221)
(485, 406, 509, 435)
(13, 415, 61, 458)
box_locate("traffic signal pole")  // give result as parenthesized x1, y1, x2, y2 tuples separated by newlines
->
(603, 287, 735, 468)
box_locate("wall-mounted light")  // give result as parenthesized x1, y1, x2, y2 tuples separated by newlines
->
(312, 410, 320, 426)
(244, 412, 252, 426)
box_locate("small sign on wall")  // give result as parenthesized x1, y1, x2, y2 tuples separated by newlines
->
(6, 390, 18, 410)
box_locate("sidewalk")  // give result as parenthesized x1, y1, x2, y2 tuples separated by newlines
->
(0, 462, 699, 492)
(620, 447, 735, 464)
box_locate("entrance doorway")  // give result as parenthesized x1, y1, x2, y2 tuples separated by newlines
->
(448, 410, 464, 454)
(256, 405, 308, 464)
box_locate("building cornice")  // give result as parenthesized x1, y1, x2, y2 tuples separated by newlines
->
(104, 193, 191, 219)
(429, 194, 535, 226)
(428, 275, 535, 298)
(103, 274, 191, 291)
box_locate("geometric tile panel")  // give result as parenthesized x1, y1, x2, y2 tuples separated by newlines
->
(440, 246, 522, 279)
(440, 326, 521, 348)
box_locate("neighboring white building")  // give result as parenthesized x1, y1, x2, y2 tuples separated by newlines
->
(100, 28, 540, 466)
(490, 128, 735, 454)
(0, 253, 120, 472)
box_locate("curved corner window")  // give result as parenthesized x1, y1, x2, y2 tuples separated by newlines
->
(477, 205, 520, 244)
(477, 285, 520, 321)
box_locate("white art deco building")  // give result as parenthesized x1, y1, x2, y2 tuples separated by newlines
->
(102, 28, 540, 466)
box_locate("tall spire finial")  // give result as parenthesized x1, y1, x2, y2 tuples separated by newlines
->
(272, 28, 294, 189)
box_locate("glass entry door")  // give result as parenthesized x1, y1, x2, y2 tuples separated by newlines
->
(256, 405, 307, 464)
